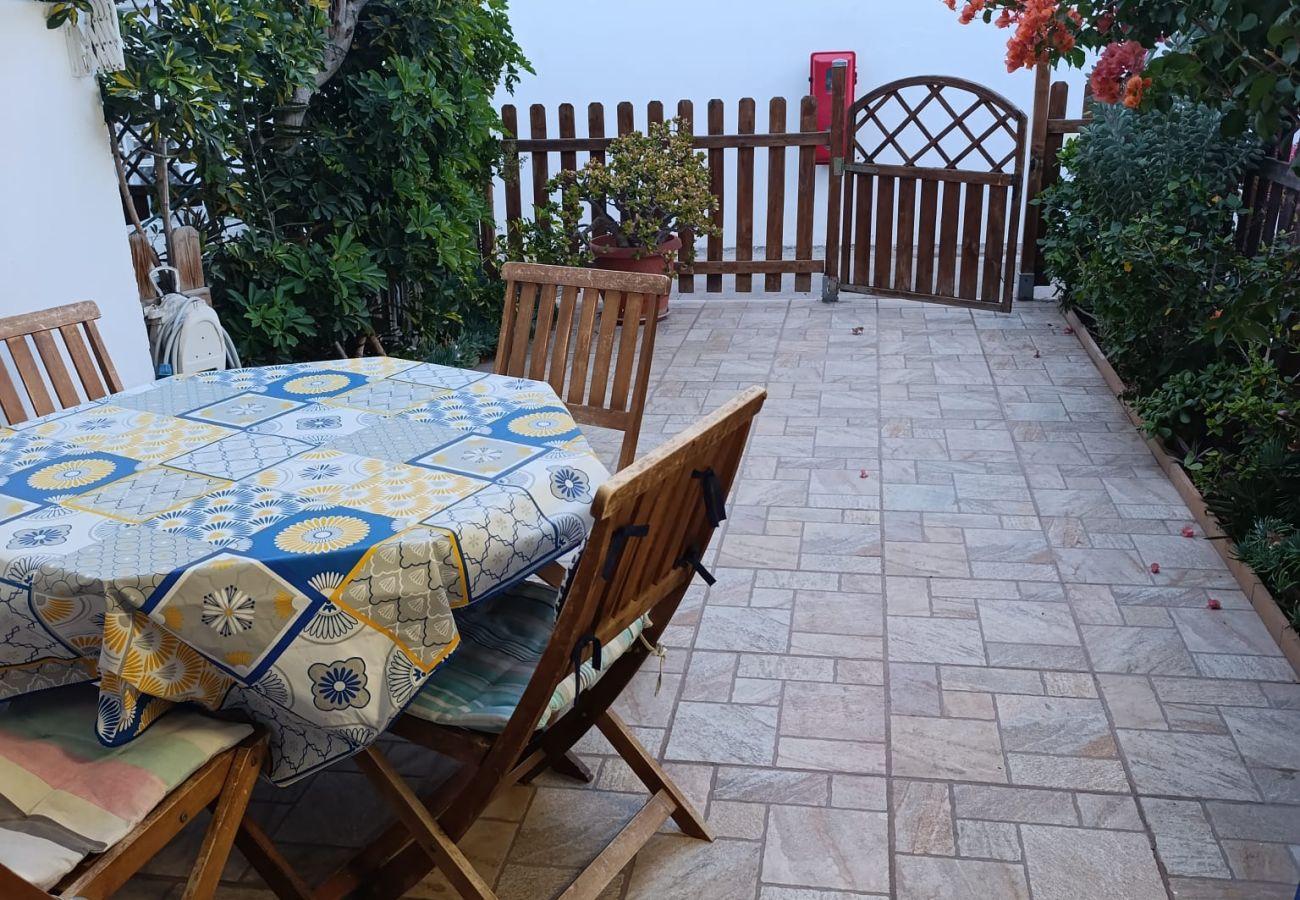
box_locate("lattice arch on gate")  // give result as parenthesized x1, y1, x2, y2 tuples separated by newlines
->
(849, 75, 1023, 175)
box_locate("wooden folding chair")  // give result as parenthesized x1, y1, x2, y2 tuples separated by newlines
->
(0, 302, 124, 425)
(309, 386, 767, 900)
(0, 686, 299, 900)
(496, 262, 670, 472)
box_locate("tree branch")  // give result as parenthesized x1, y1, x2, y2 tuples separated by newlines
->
(272, 0, 370, 148)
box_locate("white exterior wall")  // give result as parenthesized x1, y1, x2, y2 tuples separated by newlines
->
(496, 0, 1089, 253)
(0, 0, 153, 392)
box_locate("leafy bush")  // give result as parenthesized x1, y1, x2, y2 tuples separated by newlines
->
(1237, 519, 1300, 627)
(101, 0, 527, 364)
(1132, 354, 1299, 484)
(1047, 103, 1259, 227)
(1040, 103, 1264, 390)
(1042, 98, 1300, 621)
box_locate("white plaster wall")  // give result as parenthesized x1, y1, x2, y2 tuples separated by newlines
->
(496, 0, 1090, 252)
(0, 0, 153, 393)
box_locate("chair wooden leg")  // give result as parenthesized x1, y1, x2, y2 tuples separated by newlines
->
(236, 818, 316, 900)
(595, 710, 712, 841)
(550, 749, 593, 783)
(520, 747, 593, 785)
(557, 791, 674, 900)
(538, 562, 566, 588)
(354, 745, 498, 900)
(183, 738, 266, 899)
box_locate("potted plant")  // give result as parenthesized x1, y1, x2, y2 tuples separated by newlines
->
(514, 119, 716, 319)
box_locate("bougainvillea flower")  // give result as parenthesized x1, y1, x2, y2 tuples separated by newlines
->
(1123, 74, 1152, 108)
(1091, 40, 1148, 104)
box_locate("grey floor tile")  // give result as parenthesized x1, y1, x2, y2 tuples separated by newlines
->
(763, 805, 890, 893)
(1021, 824, 1166, 900)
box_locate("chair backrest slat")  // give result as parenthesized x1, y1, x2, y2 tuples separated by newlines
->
(0, 365, 24, 424)
(527, 283, 558, 382)
(566, 285, 600, 408)
(546, 284, 577, 393)
(495, 278, 520, 366)
(30, 329, 79, 408)
(497, 262, 669, 471)
(0, 302, 123, 425)
(82, 318, 123, 395)
(586, 290, 621, 407)
(506, 282, 537, 375)
(58, 324, 109, 401)
(609, 293, 643, 411)
(6, 336, 55, 418)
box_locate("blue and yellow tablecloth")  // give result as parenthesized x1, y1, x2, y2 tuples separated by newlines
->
(0, 358, 609, 783)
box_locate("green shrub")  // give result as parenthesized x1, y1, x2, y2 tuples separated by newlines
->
(1237, 518, 1300, 627)
(1132, 355, 1297, 470)
(1041, 99, 1300, 623)
(1040, 103, 1263, 391)
(104, 0, 527, 365)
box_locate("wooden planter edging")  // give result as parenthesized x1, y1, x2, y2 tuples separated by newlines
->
(1063, 308, 1300, 678)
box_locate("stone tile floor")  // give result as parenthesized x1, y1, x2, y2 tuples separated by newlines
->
(126, 295, 1300, 899)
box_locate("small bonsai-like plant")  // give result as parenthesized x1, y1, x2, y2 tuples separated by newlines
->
(513, 119, 716, 268)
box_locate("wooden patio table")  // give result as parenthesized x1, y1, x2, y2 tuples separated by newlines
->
(0, 358, 609, 784)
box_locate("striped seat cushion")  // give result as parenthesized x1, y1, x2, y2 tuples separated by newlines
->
(406, 582, 646, 732)
(0, 685, 251, 890)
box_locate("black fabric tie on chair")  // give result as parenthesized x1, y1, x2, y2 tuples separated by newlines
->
(677, 545, 717, 586)
(602, 523, 649, 580)
(692, 468, 727, 527)
(571, 635, 603, 701)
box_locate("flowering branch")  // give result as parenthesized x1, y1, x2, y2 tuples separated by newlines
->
(942, 0, 1300, 153)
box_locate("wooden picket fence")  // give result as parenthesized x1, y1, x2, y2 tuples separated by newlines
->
(1238, 155, 1300, 256)
(492, 97, 836, 293)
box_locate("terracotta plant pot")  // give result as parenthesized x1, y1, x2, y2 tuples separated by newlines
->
(590, 233, 681, 320)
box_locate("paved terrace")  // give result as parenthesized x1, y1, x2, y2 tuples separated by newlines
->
(128, 295, 1300, 899)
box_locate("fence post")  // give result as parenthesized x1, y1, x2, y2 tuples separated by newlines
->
(822, 59, 848, 302)
(500, 105, 522, 255)
(1018, 63, 1051, 302)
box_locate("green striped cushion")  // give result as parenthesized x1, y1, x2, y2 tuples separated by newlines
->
(0, 685, 251, 889)
(406, 582, 646, 732)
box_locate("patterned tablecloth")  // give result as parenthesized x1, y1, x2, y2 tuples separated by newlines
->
(0, 358, 609, 783)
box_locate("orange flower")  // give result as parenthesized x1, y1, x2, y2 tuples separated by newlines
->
(1091, 40, 1148, 105)
(1211, 309, 1223, 319)
(959, 0, 987, 24)
(1122, 74, 1152, 109)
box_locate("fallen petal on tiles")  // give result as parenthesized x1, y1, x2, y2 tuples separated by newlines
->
(1033, 350, 1041, 359)
(1150, 562, 1161, 574)
(851, 326, 864, 335)
(1181, 526, 1195, 538)
(1207, 598, 1222, 610)
(859, 468, 870, 479)
(1063, 325, 1075, 334)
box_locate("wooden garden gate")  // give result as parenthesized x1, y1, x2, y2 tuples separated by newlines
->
(835, 76, 1027, 311)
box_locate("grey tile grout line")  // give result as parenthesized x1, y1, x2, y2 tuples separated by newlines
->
(867, 297, 909, 899)
(746, 296, 797, 900)
(994, 313, 1178, 900)
(617, 297, 707, 900)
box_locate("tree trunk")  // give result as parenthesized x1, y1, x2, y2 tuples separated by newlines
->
(272, 0, 369, 147)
